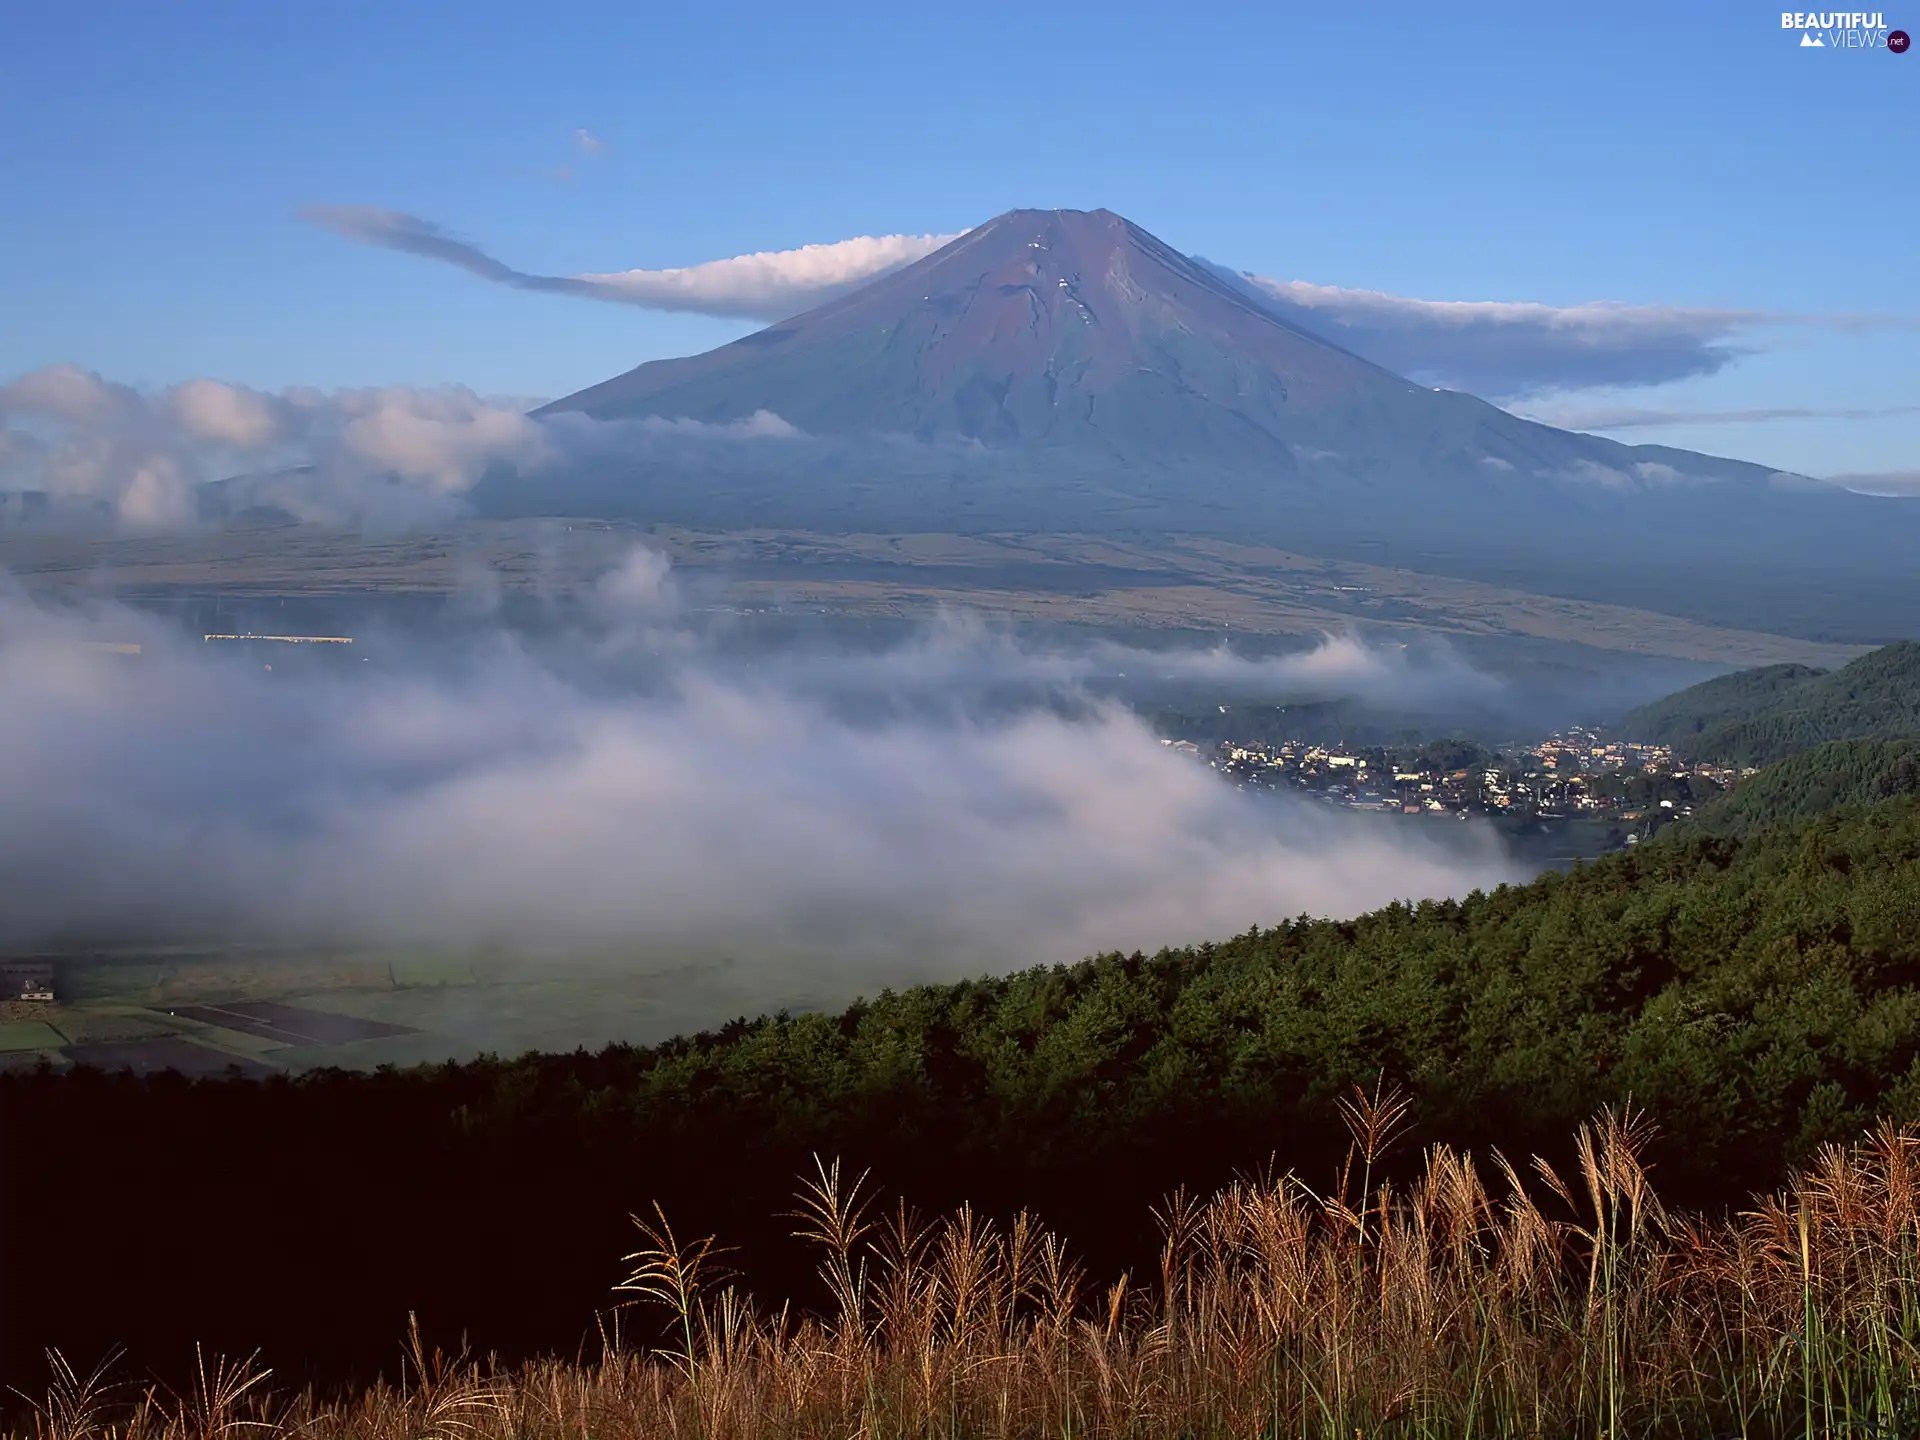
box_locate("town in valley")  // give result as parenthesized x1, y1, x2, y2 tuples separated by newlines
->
(1166, 722, 1749, 848)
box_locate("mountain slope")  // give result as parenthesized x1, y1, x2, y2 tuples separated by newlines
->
(1624, 641, 1920, 765)
(539, 208, 1787, 498)
(1619, 663, 1832, 748)
(503, 208, 1920, 645)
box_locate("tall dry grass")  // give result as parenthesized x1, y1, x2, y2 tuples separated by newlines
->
(16, 1098, 1920, 1439)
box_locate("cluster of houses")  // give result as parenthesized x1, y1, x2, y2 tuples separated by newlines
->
(1168, 726, 1749, 827)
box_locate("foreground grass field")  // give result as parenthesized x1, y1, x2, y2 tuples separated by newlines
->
(14, 1106, 1920, 1440)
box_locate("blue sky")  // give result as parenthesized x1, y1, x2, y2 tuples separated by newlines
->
(2, 0, 1915, 478)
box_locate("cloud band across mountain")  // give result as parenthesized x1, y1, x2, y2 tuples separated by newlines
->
(1211, 272, 1920, 399)
(299, 206, 959, 322)
(1514, 401, 1920, 431)
(1216, 272, 1761, 397)
(301, 206, 1920, 401)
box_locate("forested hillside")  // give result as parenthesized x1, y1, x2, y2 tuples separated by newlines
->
(1621, 661, 1826, 747)
(1624, 641, 1920, 764)
(7, 793, 1920, 1393)
(1687, 738, 1920, 836)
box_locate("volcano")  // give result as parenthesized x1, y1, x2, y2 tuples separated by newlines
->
(535, 208, 1783, 497)
(505, 209, 1920, 643)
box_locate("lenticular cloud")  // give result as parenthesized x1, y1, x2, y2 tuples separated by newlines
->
(299, 206, 959, 321)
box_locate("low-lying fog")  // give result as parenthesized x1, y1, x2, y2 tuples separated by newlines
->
(0, 549, 1531, 994)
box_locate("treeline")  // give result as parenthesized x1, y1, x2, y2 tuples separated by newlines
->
(6, 795, 1920, 1397)
(1623, 640, 1920, 765)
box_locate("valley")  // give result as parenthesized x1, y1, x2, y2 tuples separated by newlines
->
(0, 517, 1863, 669)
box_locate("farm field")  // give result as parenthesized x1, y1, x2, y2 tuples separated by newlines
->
(0, 1019, 63, 1055)
(0, 946, 849, 1073)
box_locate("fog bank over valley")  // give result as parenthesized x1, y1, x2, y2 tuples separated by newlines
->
(0, 555, 1525, 1021)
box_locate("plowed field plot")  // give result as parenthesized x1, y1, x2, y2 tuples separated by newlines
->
(166, 1001, 417, 1045)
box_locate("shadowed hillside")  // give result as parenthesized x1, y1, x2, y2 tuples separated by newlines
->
(1624, 641, 1920, 764)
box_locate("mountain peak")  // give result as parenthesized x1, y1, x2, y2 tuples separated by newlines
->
(541, 206, 1401, 450)
(535, 206, 1788, 507)
(978, 206, 1127, 234)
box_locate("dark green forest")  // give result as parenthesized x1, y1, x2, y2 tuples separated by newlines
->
(1623, 640, 1920, 765)
(1621, 661, 1828, 749)
(1686, 737, 1920, 836)
(7, 787, 1920, 1396)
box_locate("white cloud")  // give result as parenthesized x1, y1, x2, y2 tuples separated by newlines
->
(0, 366, 843, 531)
(327, 385, 547, 493)
(0, 366, 548, 528)
(299, 205, 960, 321)
(863, 621, 1502, 711)
(1825, 470, 1920, 497)
(0, 587, 1518, 978)
(169, 377, 284, 447)
(1219, 270, 1920, 400)
(1515, 400, 1920, 431)
(3, 363, 139, 423)
(635, 409, 803, 439)
(1536, 457, 1730, 491)
(1217, 271, 1762, 397)
(593, 543, 679, 622)
(1630, 461, 1684, 486)
(1559, 458, 1635, 490)
(576, 233, 956, 315)
(119, 457, 196, 528)
(573, 128, 603, 155)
